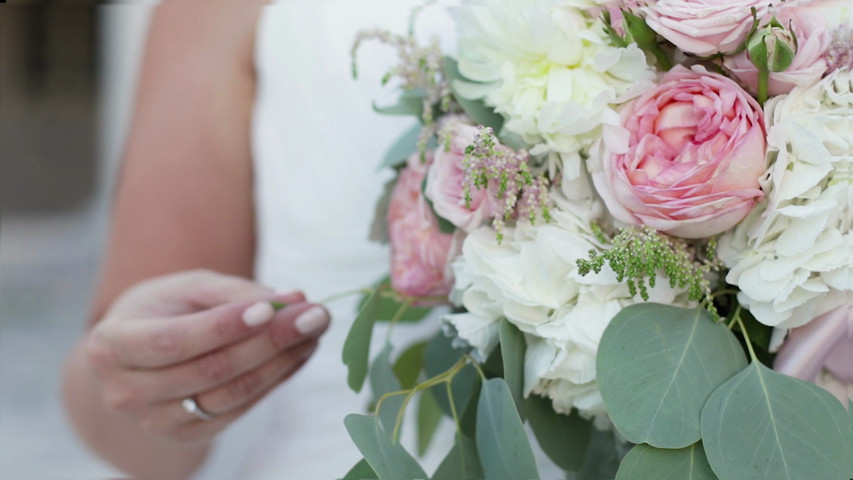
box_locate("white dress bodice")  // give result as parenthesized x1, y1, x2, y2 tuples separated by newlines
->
(196, 2, 454, 479)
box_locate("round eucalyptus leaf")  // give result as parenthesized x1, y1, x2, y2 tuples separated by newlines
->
(616, 443, 717, 480)
(597, 304, 747, 448)
(701, 362, 850, 480)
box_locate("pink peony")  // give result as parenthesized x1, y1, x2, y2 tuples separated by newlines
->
(388, 152, 455, 299)
(644, 0, 770, 56)
(591, 66, 766, 238)
(424, 122, 492, 233)
(774, 306, 853, 403)
(724, 6, 831, 97)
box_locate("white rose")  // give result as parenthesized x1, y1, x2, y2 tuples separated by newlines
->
(720, 70, 853, 329)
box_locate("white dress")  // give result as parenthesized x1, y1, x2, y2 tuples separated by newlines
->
(195, 2, 455, 479)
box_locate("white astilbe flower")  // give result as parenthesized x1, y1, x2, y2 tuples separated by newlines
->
(720, 70, 853, 330)
(454, 0, 656, 186)
(446, 192, 690, 425)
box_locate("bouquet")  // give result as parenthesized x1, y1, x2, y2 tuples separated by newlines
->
(341, 1, 853, 478)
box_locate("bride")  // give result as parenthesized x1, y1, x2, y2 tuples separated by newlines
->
(62, 0, 452, 477)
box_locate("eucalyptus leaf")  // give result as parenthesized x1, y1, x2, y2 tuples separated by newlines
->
(379, 123, 421, 170)
(394, 341, 427, 389)
(443, 56, 504, 131)
(498, 319, 526, 418)
(475, 378, 540, 480)
(524, 395, 591, 472)
(345, 414, 428, 480)
(458, 375, 482, 439)
(343, 288, 382, 392)
(373, 88, 427, 118)
(431, 435, 484, 480)
(565, 428, 625, 480)
(342, 458, 379, 480)
(370, 344, 404, 435)
(357, 277, 432, 323)
(700, 362, 850, 480)
(615, 443, 717, 480)
(416, 389, 443, 457)
(425, 332, 475, 417)
(597, 304, 747, 448)
(496, 125, 529, 151)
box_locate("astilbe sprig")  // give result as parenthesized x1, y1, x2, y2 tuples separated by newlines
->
(463, 127, 551, 243)
(577, 225, 723, 318)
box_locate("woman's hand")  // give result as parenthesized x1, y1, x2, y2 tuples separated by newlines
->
(83, 269, 330, 445)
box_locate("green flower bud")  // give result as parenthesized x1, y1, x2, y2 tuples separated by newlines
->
(747, 16, 798, 73)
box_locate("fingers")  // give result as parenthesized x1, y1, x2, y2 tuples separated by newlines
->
(124, 304, 330, 400)
(96, 291, 309, 368)
(139, 340, 318, 442)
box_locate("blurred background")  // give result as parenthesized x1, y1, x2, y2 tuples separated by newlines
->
(1, 2, 150, 477)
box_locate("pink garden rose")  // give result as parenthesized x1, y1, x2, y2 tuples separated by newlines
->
(724, 6, 831, 97)
(644, 0, 770, 56)
(388, 152, 455, 299)
(424, 122, 492, 233)
(591, 66, 766, 238)
(774, 306, 853, 403)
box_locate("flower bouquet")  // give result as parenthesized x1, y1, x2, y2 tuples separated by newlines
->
(341, 0, 853, 478)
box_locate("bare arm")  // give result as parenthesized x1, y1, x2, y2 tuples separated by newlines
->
(61, 1, 301, 477)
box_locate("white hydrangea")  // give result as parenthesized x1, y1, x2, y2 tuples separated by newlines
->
(446, 192, 690, 425)
(454, 0, 656, 183)
(719, 70, 853, 330)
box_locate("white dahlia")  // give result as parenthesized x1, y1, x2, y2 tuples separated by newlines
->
(454, 0, 655, 182)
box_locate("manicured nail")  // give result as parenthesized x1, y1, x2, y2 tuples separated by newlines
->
(242, 302, 274, 327)
(294, 306, 329, 336)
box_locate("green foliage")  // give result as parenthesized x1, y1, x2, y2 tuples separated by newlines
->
(498, 319, 526, 419)
(344, 414, 427, 480)
(577, 226, 722, 318)
(475, 378, 540, 480)
(597, 304, 747, 448)
(525, 395, 592, 473)
(565, 428, 626, 480)
(357, 278, 433, 323)
(373, 88, 427, 118)
(393, 341, 427, 390)
(343, 288, 382, 392)
(415, 389, 442, 457)
(443, 56, 504, 132)
(432, 435, 484, 480)
(424, 332, 476, 418)
(370, 344, 404, 435)
(378, 122, 423, 169)
(700, 362, 851, 480)
(342, 458, 378, 480)
(616, 443, 717, 480)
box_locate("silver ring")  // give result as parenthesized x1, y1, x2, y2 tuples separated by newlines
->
(181, 396, 215, 421)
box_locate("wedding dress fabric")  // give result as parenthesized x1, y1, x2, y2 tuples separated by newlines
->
(214, 2, 449, 479)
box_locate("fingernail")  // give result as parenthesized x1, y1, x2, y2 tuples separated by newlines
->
(294, 306, 329, 336)
(242, 302, 274, 327)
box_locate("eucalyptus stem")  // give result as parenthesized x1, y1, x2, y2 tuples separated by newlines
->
(727, 305, 742, 330)
(382, 356, 469, 443)
(320, 287, 373, 305)
(734, 309, 759, 363)
(447, 379, 463, 439)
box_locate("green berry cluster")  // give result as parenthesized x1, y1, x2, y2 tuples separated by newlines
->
(577, 225, 722, 318)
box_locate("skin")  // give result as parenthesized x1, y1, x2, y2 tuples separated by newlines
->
(61, 1, 324, 477)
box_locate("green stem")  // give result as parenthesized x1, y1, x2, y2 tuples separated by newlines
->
(735, 310, 758, 363)
(652, 46, 673, 71)
(757, 68, 769, 106)
(447, 379, 463, 438)
(319, 288, 373, 305)
(727, 305, 742, 330)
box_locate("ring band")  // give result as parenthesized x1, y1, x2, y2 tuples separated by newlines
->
(182, 397, 215, 421)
